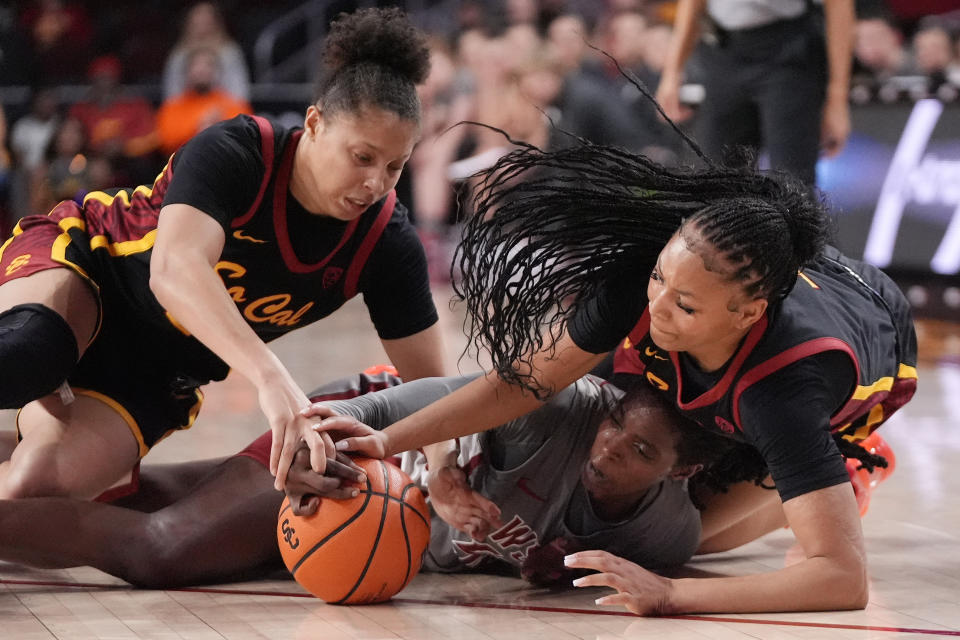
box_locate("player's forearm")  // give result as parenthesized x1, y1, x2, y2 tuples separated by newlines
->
(381, 371, 546, 456)
(661, 0, 706, 82)
(326, 374, 481, 431)
(667, 555, 868, 613)
(822, 0, 855, 102)
(150, 254, 282, 386)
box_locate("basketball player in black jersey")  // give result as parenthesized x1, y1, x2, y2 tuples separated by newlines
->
(312, 135, 917, 614)
(0, 8, 450, 502)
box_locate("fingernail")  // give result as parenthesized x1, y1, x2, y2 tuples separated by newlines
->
(572, 577, 585, 587)
(563, 554, 576, 566)
(356, 474, 366, 483)
(595, 598, 605, 605)
(335, 441, 348, 451)
(351, 489, 359, 497)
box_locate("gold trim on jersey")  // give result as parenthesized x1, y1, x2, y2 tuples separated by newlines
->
(839, 361, 917, 442)
(150, 388, 205, 450)
(71, 387, 149, 458)
(82, 184, 155, 208)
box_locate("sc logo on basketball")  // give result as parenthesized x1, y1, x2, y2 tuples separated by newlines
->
(280, 518, 300, 550)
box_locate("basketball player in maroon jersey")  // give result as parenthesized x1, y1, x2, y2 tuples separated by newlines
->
(0, 8, 448, 503)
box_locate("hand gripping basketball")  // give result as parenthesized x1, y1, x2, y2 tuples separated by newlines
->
(277, 456, 431, 604)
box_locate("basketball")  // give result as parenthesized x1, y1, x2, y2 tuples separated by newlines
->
(276, 456, 431, 604)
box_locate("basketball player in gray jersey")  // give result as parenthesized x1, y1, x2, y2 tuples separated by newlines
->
(309, 373, 709, 577)
(0, 370, 721, 587)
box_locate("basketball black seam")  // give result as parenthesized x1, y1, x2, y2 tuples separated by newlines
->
(360, 486, 429, 528)
(290, 479, 374, 575)
(334, 459, 391, 604)
(399, 483, 415, 588)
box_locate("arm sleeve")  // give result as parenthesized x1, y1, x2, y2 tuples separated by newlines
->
(161, 115, 263, 230)
(738, 351, 855, 502)
(359, 204, 439, 340)
(322, 374, 482, 431)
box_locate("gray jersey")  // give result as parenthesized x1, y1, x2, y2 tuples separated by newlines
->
(325, 375, 701, 576)
(707, 0, 809, 30)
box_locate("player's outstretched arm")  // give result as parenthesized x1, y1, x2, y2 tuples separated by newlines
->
(566, 483, 867, 615)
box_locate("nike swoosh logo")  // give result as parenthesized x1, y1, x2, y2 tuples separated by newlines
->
(516, 477, 546, 503)
(233, 230, 267, 244)
(644, 346, 668, 361)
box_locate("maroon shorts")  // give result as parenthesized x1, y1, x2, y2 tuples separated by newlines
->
(2, 203, 206, 456)
(0, 202, 97, 288)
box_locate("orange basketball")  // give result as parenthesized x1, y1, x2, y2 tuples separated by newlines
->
(277, 457, 431, 604)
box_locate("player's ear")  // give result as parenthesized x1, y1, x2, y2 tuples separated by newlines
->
(304, 105, 325, 138)
(669, 463, 702, 480)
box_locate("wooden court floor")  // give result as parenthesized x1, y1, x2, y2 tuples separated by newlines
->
(1, 287, 958, 639)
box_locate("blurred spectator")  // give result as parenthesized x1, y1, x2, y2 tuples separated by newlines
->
(163, 1, 250, 102)
(67, 55, 158, 186)
(547, 13, 604, 78)
(0, 2, 34, 85)
(912, 23, 959, 89)
(599, 11, 679, 161)
(8, 87, 60, 220)
(10, 87, 60, 172)
(409, 38, 472, 282)
(0, 104, 11, 237)
(854, 16, 915, 83)
(31, 116, 111, 215)
(19, 0, 93, 83)
(156, 46, 252, 156)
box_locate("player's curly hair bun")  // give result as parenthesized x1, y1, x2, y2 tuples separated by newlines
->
(324, 7, 430, 85)
(318, 8, 430, 121)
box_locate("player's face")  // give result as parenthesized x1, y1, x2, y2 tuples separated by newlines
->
(646, 231, 766, 369)
(296, 104, 418, 221)
(581, 399, 680, 506)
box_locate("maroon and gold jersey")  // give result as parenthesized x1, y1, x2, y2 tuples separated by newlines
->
(614, 247, 916, 442)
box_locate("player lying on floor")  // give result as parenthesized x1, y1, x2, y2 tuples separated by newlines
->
(0, 369, 726, 587)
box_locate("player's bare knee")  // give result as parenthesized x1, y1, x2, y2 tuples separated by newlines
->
(121, 512, 195, 588)
(0, 304, 78, 409)
(0, 460, 72, 499)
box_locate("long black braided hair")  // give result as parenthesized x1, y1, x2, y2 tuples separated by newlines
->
(450, 63, 888, 491)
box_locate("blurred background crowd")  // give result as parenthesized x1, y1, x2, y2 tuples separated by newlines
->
(0, 0, 958, 285)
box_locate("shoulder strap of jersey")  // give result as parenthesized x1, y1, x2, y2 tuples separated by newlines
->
(343, 190, 398, 299)
(232, 115, 276, 228)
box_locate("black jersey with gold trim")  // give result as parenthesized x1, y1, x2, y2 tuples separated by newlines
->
(52, 115, 432, 383)
(613, 247, 918, 445)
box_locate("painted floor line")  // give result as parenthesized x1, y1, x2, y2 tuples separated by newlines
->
(3, 578, 958, 637)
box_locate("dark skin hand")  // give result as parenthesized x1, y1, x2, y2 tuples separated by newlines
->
(285, 446, 367, 516)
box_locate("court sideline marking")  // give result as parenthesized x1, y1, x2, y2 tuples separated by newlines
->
(2, 578, 958, 637)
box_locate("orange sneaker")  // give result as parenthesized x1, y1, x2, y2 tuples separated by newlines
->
(362, 363, 399, 376)
(846, 432, 896, 517)
(859, 431, 896, 487)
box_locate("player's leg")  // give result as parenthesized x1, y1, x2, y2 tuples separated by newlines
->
(756, 61, 824, 187)
(0, 393, 140, 499)
(0, 454, 283, 587)
(0, 268, 99, 410)
(694, 478, 787, 554)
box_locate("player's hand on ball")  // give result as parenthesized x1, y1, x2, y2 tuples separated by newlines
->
(285, 447, 368, 515)
(426, 465, 502, 541)
(311, 416, 389, 459)
(565, 550, 675, 616)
